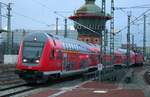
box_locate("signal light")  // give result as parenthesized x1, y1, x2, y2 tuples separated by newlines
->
(23, 59, 27, 63)
(34, 37, 37, 41)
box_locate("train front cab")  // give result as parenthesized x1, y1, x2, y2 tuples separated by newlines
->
(16, 33, 62, 83)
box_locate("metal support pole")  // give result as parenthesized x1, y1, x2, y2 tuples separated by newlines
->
(110, 0, 114, 65)
(105, 29, 108, 46)
(143, 15, 146, 59)
(64, 18, 67, 38)
(12, 31, 13, 52)
(7, 3, 12, 54)
(127, 15, 131, 67)
(132, 35, 134, 50)
(98, 0, 106, 81)
(0, 3, 2, 29)
(100, 31, 104, 63)
(104, 29, 107, 57)
(101, 0, 106, 66)
(56, 17, 58, 35)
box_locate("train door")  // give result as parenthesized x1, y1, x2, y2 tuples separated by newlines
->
(56, 50, 63, 70)
(62, 53, 69, 72)
(80, 54, 88, 69)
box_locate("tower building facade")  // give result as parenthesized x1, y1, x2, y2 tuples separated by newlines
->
(69, 0, 111, 44)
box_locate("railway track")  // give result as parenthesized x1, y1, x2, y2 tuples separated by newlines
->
(0, 84, 36, 97)
(0, 68, 140, 97)
(0, 65, 25, 86)
(0, 72, 96, 97)
(0, 83, 27, 91)
(0, 73, 24, 85)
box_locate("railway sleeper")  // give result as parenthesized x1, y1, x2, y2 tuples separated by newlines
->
(0, 79, 23, 85)
(0, 73, 17, 77)
(0, 76, 19, 80)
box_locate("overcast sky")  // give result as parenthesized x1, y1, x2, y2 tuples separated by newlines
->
(1, 0, 150, 46)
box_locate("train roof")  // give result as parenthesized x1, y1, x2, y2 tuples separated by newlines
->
(52, 34, 114, 54)
(49, 34, 91, 52)
(23, 32, 49, 42)
(23, 32, 125, 54)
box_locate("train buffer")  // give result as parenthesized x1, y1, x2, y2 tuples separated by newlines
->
(124, 69, 134, 83)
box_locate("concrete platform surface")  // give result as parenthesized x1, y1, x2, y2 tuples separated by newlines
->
(80, 81, 117, 89)
(58, 89, 144, 97)
(30, 89, 60, 97)
(29, 81, 145, 97)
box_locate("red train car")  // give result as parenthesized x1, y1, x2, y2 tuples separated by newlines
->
(16, 33, 99, 83)
(134, 52, 144, 66)
(16, 32, 144, 83)
(115, 48, 144, 67)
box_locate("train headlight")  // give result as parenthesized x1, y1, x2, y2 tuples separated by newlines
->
(23, 59, 27, 63)
(35, 59, 40, 63)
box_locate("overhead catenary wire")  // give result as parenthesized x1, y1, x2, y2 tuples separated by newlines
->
(13, 12, 74, 30)
(133, 22, 150, 25)
(31, 0, 150, 36)
(0, 2, 8, 7)
(115, 3, 150, 10)
(31, 0, 74, 13)
(1, 1, 52, 28)
(31, 0, 100, 35)
(54, 11, 100, 36)
(133, 3, 150, 8)
(115, 8, 150, 34)
(0, 2, 9, 18)
(25, 0, 75, 29)
(31, 0, 50, 10)
(115, 7, 150, 10)
(117, 8, 140, 22)
(0, 14, 7, 18)
(13, 11, 51, 27)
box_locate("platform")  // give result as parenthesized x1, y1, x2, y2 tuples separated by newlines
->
(30, 89, 60, 97)
(29, 81, 145, 97)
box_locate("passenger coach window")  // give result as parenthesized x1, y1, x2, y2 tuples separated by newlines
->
(53, 39, 56, 46)
(58, 50, 63, 59)
(22, 41, 44, 60)
(50, 49, 55, 59)
(69, 44, 71, 50)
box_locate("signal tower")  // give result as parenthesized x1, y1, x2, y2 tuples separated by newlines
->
(69, 0, 111, 44)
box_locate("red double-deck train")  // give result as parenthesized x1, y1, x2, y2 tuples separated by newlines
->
(16, 32, 144, 83)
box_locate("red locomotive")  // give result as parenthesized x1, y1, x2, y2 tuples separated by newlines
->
(16, 32, 144, 83)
